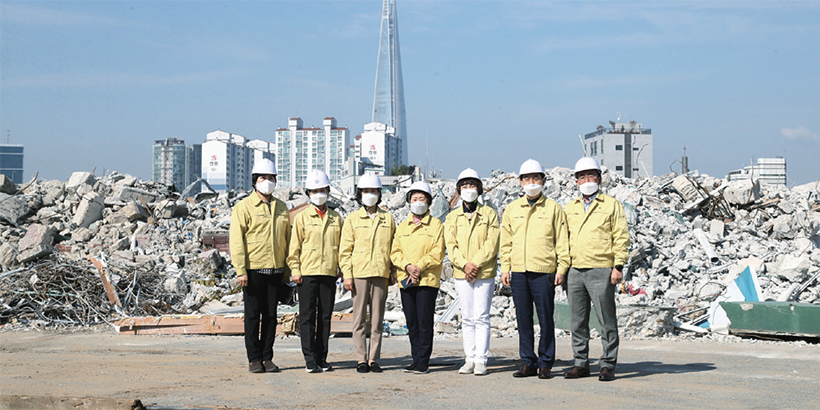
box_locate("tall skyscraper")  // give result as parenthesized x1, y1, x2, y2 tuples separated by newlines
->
(0, 144, 24, 184)
(583, 120, 653, 178)
(152, 138, 202, 194)
(275, 117, 350, 188)
(371, 0, 408, 166)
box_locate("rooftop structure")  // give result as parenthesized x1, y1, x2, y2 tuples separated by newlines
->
(583, 120, 653, 178)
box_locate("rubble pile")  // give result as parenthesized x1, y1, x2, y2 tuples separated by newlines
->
(1, 167, 819, 338)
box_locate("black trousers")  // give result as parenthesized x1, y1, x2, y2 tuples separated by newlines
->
(298, 275, 337, 366)
(243, 270, 283, 363)
(401, 286, 439, 366)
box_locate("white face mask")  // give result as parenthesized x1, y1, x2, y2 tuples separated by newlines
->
(579, 181, 599, 196)
(410, 201, 429, 216)
(523, 183, 543, 197)
(256, 180, 275, 195)
(361, 193, 379, 207)
(460, 188, 479, 203)
(310, 193, 328, 206)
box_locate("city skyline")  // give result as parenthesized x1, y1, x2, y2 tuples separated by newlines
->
(1, 1, 818, 184)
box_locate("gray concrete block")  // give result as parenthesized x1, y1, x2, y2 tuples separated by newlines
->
(114, 186, 160, 203)
(0, 193, 32, 224)
(723, 179, 761, 206)
(65, 172, 97, 196)
(123, 201, 150, 222)
(17, 245, 53, 263)
(0, 175, 15, 194)
(18, 224, 56, 252)
(72, 193, 105, 228)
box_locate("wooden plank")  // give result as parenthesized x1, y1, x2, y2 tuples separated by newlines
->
(90, 257, 121, 307)
(112, 313, 362, 336)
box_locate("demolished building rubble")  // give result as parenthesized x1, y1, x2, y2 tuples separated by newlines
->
(1, 167, 819, 340)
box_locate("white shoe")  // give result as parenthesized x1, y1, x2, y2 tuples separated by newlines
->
(474, 363, 487, 376)
(458, 362, 475, 374)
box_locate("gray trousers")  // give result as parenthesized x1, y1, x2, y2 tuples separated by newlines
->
(567, 267, 619, 370)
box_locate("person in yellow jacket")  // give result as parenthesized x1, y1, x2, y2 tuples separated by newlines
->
(563, 157, 630, 382)
(339, 172, 396, 374)
(500, 159, 570, 380)
(391, 181, 445, 375)
(287, 170, 342, 374)
(229, 158, 290, 374)
(444, 169, 499, 376)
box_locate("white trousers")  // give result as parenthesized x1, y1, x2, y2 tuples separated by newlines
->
(455, 278, 494, 364)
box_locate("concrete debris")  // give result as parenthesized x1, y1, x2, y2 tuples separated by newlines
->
(0, 175, 15, 194)
(1, 167, 819, 341)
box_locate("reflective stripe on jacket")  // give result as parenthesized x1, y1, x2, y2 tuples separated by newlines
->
(391, 213, 445, 289)
(287, 206, 343, 277)
(499, 195, 570, 275)
(564, 193, 630, 269)
(229, 193, 290, 277)
(444, 203, 499, 280)
(339, 207, 396, 279)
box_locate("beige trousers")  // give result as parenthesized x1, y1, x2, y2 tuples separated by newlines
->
(351, 277, 388, 363)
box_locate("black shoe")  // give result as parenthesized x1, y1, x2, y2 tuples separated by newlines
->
(413, 364, 430, 374)
(369, 362, 382, 373)
(356, 362, 370, 373)
(248, 361, 264, 373)
(305, 361, 321, 373)
(404, 363, 417, 373)
(320, 361, 333, 372)
(262, 360, 280, 373)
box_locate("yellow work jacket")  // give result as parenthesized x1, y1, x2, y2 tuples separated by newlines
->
(339, 206, 396, 280)
(444, 203, 500, 280)
(287, 206, 343, 277)
(500, 194, 570, 275)
(391, 213, 445, 289)
(229, 193, 290, 277)
(564, 193, 630, 269)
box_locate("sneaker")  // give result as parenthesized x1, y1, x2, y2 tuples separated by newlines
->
(320, 361, 333, 372)
(356, 362, 370, 373)
(305, 362, 322, 373)
(262, 360, 280, 373)
(369, 362, 382, 373)
(474, 363, 487, 376)
(248, 361, 264, 373)
(413, 364, 430, 374)
(403, 363, 417, 373)
(458, 362, 475, 374)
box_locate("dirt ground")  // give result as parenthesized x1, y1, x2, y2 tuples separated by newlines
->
(1, 329, 819, 409)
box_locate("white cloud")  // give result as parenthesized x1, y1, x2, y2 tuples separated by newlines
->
(781, 126, 820, 142)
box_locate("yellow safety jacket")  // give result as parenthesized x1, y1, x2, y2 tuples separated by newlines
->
(229, 193, 290, 277)
(564, 193, 630, 269)
(287, 206, 343, 277)
(444, 203, 499, 280)
(499, 194, 570, 275)
(339, 206, 396, 280)
(391, 213, 445, 289)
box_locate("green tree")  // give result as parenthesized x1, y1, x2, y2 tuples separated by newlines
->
(390, 164, 415, 176)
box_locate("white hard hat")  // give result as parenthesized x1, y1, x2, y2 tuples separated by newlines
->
(305, 169, 331, 190)
(573, 157, 601, 175)
(518, 159, 545, 178)
(357, 172, 383, 189)
(406, 181, 433, 203)
(251, 158, 277, 175)
(456, 168, 483, 194)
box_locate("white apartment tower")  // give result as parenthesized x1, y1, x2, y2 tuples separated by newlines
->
(583, 120, 653, 178)
(727, 157, 787, 185)
(275, 117, 350, 188)
(201, 130, 275, 192)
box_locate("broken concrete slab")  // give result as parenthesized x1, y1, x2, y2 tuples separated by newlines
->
(65, 172, 97, 196)
(123, 201, 150, 222)
(0, 174, 15, 194)
(0, 193, 32, 225)
(72, 192, 105, 228)
(18, 224, 56, 252)
(723, 179, 761, 206)
(17, 245, 53, 263)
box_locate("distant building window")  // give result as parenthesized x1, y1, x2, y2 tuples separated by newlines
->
(615, 145, 623, 151)
(616, 166, 623, 171)
(633, 168, 639, 171)
(633, 147, 639, 151)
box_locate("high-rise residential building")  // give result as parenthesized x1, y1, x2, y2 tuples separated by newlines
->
(152, 138, 202, 194)
(0, 144, 24, 184)
(583, 120, 653, 178)
(371, 0, 408, 168)
(201, 130, 275, 192)
(727, 157, 787, 185)
(275, 117, 350, 188)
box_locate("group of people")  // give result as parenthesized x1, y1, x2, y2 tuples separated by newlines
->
(229, 156, 629, 382)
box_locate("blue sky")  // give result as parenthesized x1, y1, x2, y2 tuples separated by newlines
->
(1, 0, 818, 184)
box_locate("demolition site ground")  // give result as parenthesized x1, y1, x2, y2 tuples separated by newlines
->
(1, 329, 819, 409)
